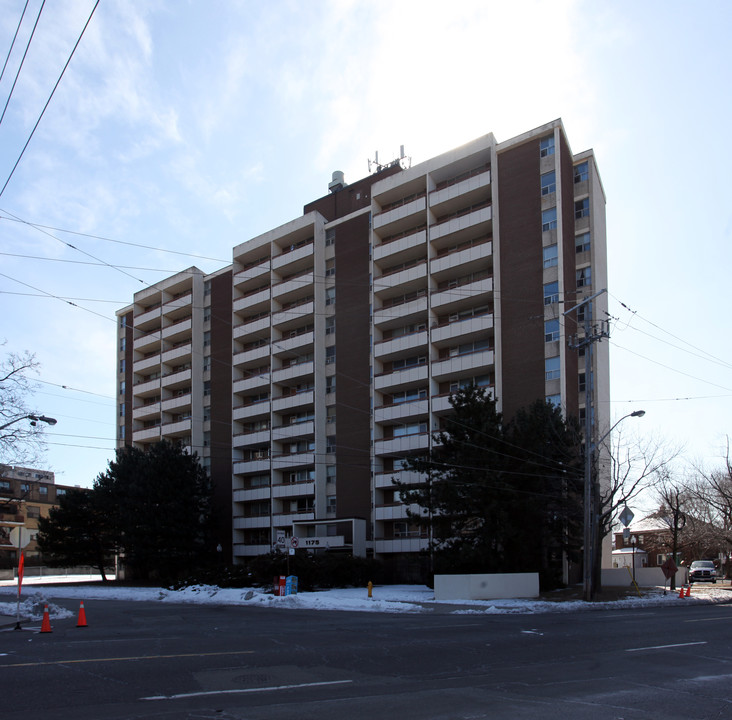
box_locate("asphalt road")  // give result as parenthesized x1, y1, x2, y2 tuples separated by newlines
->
(2, 596, 731, 719)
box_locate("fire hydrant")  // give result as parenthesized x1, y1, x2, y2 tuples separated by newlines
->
(367, 581, 373, 599)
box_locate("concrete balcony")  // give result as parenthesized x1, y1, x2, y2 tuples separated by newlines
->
(273, 511, 315, 525)
(233, 260, 270, 289)
(373, 229, 426, 263)
(161, 343, 192, 366)
(233, 458, 270, 475)
(232, 400, 270, 421)
(431, 277, 493, 311)
(272, 452, 315, 471)
(132, 425, 162, 442)
(373, 295, 428, 327)
(374, 399, 429, 424)
(272, 391, 314, 414)
(272, 241, 313, 271)
(373, 262, 427, 294)
(161, 317, 192, 342)
(374, 469, 424, 488)
(431, 349, 494, 379)
(133, 331, 162, 354)
(431, 314, 494, 344)
(233, 373, 270, 394)
(132, 354, 160, 374)
(272, 300, 314, 327)
(374, 537, 428, 554)
(429, 168, 491, 211)
(233, 487, 270, 503)
(134, 305, 161, 330)
(233, 543, 272, 557)
(374, 330, 428, 360)
(373, 195, 426, 231)
(233, 344, 270, 368)
(430, 205, 492, 242)
(132, 402, 160, 421)
(274, 330, 314, 355)
(272, 420, 315, 442)
(233, 516, 271, 529)
(233, 315, 271, 341)
(160, 394, 192, 413)
(132, 377, 162, 396)
(272, 481, 315, 499)
(374, 432, 430, 455)
(160, 368, 192, 389)
(374, 503, 420, 521)
(162, 292, 192, 316)
(233, 429, 271, 448)
(272, 361, 314, 384)
(374, 364, 428, 391)
(161, 418, 192, 437)
(272, 271, 314, 301)
(233, 288, 271, 315)
(430, 240, 492, 276)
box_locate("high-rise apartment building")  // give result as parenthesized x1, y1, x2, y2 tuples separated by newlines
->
(116, 119, 609, 577)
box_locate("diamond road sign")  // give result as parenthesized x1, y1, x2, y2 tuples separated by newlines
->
(619, 506, 634, 528)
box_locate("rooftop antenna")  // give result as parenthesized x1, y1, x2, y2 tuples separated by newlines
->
(368, 146, 411, 173)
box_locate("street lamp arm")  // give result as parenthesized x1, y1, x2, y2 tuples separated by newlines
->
(593, 410, 646, 452)
(0, 414, 58, 431)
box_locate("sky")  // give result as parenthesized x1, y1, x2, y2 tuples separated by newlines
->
(0, 0, 730, 509)
(2, 577, 731, 621)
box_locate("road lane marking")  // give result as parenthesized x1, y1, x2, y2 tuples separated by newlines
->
(1, 650, 254, 668)
(625, 641, 707, 652)
(141, 679, 353, 701)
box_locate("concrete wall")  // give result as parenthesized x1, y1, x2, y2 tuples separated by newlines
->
(602, 566, 688, 587)
(434, 573, 540, 600)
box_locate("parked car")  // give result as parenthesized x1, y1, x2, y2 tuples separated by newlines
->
(689, 560, 717, 584)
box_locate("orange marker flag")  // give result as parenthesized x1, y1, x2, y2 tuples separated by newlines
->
(17, 552, 24, 597)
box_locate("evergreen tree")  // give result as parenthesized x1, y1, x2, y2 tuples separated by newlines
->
(394, 387, 583, 588)
(95, 440, 213, 581)
(37, 488, 114, 581)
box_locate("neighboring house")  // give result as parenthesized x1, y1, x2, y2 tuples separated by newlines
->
(613, 512, 727, 572)
(116, 118, 610, 581)
(0, 464, 82, 567)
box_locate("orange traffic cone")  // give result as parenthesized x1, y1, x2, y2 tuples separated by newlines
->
(77, 601, 88, 628)
(686, 585, 691, 597)
(678, 586, 685, 598)
(40, 605, 52, 633)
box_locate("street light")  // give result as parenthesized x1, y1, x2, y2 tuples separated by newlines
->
(583, 409, 645, 601)
(0, 414, 58, 431)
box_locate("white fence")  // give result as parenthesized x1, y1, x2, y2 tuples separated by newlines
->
(601, 566, 688, 587)
(434, 572, 540, 600)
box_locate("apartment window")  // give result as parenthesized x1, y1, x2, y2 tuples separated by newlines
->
(119, 425, 125, 440)
(203, 431, 210, 448)
(0, 480, 10, 491)
(203, 331, 211, 347)
(38, 486, 48, 496)
(203, 356, 211, 372)
(326, 376, 335, 393)
(57, 488, 66, 496)
(119, 403, 125, 418)
(119, 337, 126, 352)
(204, 281, 212, 296)
(325, 259, 335, 277)
(326, 407, 336, 424)
(325, 316, 335, 335)
(543, 281, 559, 305)
(27, 506, 40, 519)
(203, 380, 211, 396)
(326, 465, 336, 482)
(576, 232, 591, 253)
(574, 161, 589, 184)
(325, 228, 336, 246)
(326, 436, 336, 453)
(544, 319, 560, 343)
(20, 482, 29, 493)
(542, 207, 557, 232)
(540, 135, 555, 157)
(391, 387, 427, 404)
(203, 406, 211, 422)
(546, 394, 561, 408)
(119, 380, 126, 395)
(545, 356, 561, 381)
(325, 287, 335, 306)
(393, 421, 428, 437)
(325, 346, 335, 365)
(543, 244, 558, 269)
(576, 267, 592, 288)
(575, 198, 590, 220)
(326, 496, 336, 512)
(540, 171, 556, 196)
(579, 373, 586, 393)
(392, 355, 426, 371)
(203, 308, 211, 322)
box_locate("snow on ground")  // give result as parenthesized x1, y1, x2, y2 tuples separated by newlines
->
(1, 576, 731, 622)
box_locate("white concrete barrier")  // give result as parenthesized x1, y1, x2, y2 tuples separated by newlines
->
(601, 566, 688, 587)
(434, 572, 540, 601)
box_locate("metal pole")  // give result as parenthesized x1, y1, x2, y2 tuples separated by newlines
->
(582, 307, 593, 601)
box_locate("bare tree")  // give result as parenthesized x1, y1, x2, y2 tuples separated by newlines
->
(593, 428, 680, 591)
(688, 441, 732, 577)
(651, 472, 692, 591)
(0, 348, 48, 465)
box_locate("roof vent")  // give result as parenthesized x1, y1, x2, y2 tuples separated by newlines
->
(328, 170, 346, 193)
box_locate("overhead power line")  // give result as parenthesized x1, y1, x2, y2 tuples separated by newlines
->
(0, 0, 29, 84)
(0, 0, 101, 199)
